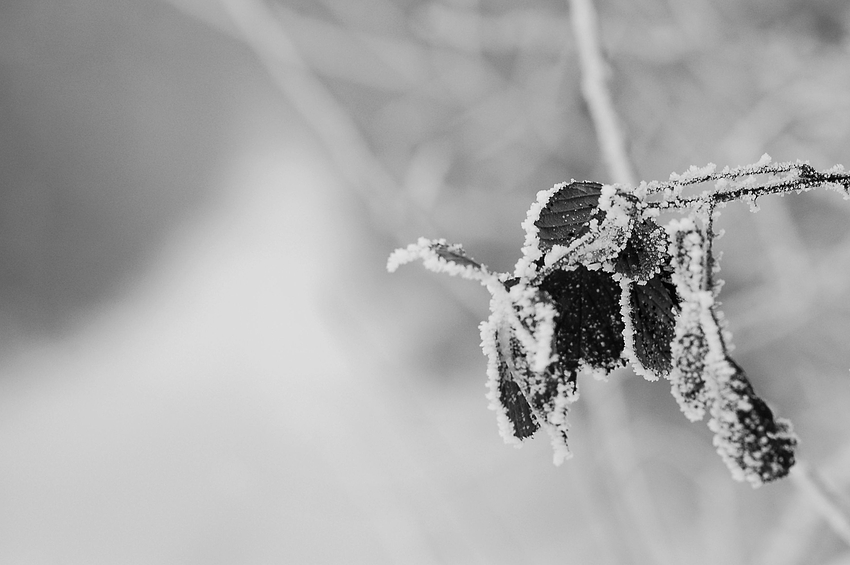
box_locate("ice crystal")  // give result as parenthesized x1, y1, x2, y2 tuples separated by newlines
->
(390, 158, 850, 485)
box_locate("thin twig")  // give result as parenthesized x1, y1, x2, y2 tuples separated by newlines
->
(642, 161, 850, 209)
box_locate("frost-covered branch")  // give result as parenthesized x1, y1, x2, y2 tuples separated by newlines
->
(641, 156, 850, 211)
(388, 153, 850, 487)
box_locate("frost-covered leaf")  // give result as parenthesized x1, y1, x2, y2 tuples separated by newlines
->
(483, 265, 626, 464)
(667, 219, 707, 296)
(491, 326, 539, 440)
(668, 301, 711, 421)
(708, 357, 797, 486)
(627, 273, 679, 379)
(516, 181, 643, 278)
(534, 181, 604, 252)
(539, 267, 626, 376)
(387, 237, 496, 285)
(507, 285, 581, 458)
(524, 360, 578, 464)
(665, 219, 713, 417)
(431, 242, 485, 270)
(482, 313, 532, 446)
(498, 374, 538, 440)
(615, 219, 669, 282)
(504, 281, 559, 374)
(481, 283, 576, 463)
(545, 185, 637, 269)
(665, 218, 797, 483)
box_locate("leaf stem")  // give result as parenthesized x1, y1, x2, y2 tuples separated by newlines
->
(702, 200, 718, 294)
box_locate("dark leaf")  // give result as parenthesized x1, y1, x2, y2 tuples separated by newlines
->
(615, 219, 669, 281)
(629, 273, 679, 377)
(498, 377, 538, 439)
(430, 241, 485, 271)
(525, 366, 577, 421)
(539, 266, 626, 376)
(711, 358, 797, 485)
(495, 334, 539, 440)
(535, 182, 603, 252)
(485, 308, 577, 454)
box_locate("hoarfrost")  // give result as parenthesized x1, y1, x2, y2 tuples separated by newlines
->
(719, 153, 773, 177)
(386, 237, 497, 286)
(516, 183, 564, 279)
(743, 195, 760, 213)
(753, 153, 772, 168)
(618, 279, 640, 376)
(669, 162, 717, 183)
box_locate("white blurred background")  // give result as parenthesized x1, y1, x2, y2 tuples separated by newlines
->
(1, 1, 850, 563)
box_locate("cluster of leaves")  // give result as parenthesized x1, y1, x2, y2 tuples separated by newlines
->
(388, 156, 850, 487)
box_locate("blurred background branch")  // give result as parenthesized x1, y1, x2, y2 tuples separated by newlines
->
(568, 0, 635, 186)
